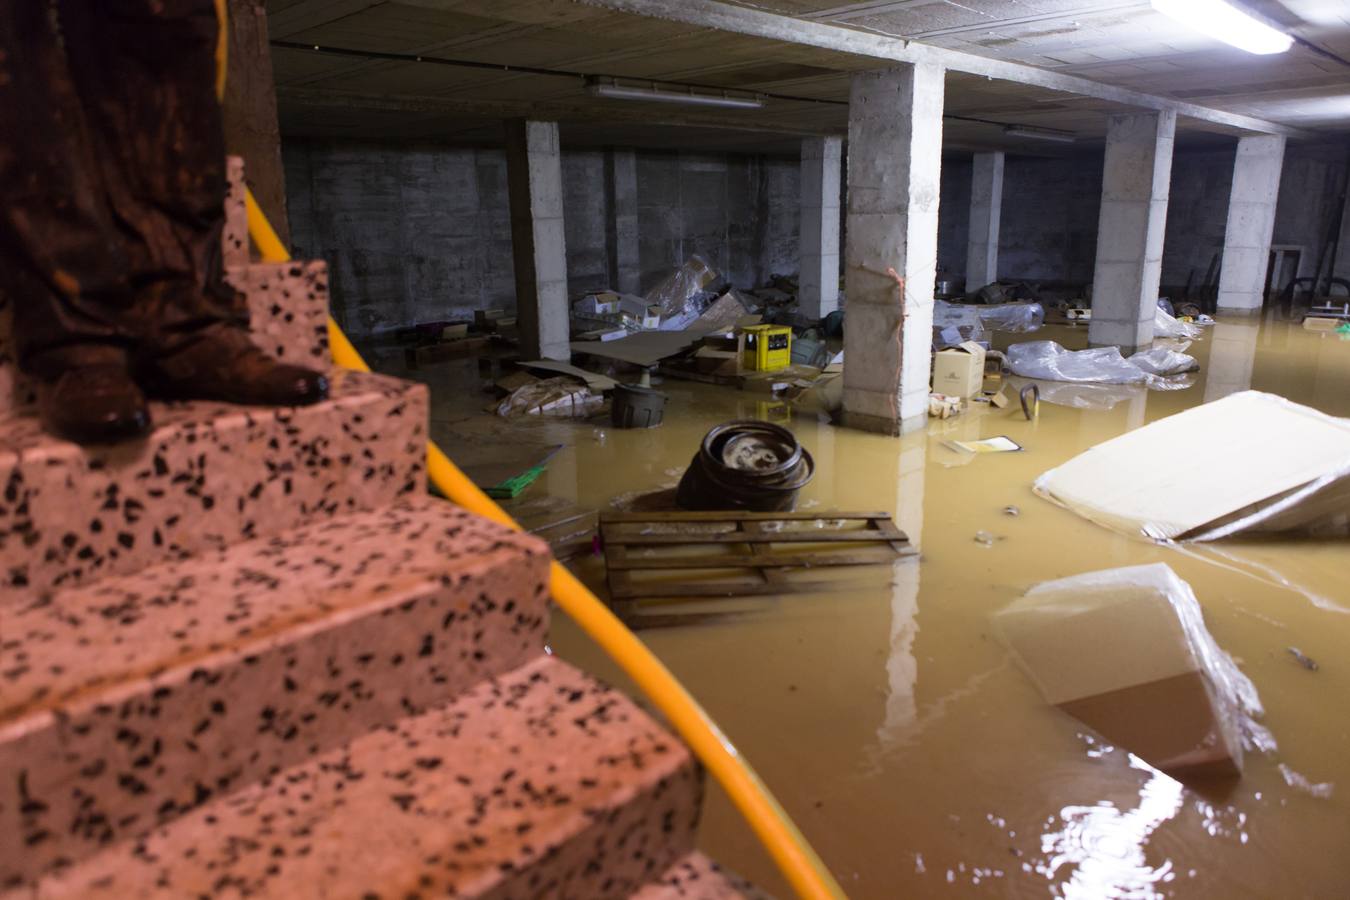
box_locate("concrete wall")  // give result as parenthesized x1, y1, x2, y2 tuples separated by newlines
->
(285, 136, 1340, 338)
(934, 152, 1105, 286)
(933, 141, 1346, 293)
(284, 139, 799, 338)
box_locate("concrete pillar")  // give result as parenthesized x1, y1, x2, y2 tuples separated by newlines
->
(799, 136, 843, 322)
(842, 64, 945, 434)
(605, 148, 641, 295)
(964, 151, 1004, 291)
(1217, 135, 1286, 314)
(506, 120, 569, 361)
(1087, 110, 1176, 353)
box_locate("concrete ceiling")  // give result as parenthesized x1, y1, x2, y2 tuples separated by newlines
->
(268, 0, 1350, 155)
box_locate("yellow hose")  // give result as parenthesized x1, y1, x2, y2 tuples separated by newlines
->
(245, 190, 842, 899)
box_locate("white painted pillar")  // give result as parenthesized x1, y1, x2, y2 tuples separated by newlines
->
(606, 148, 641, 296)
(799, 136, 843, 322)
(1217, 135, 1286, 314)
(506, 120, 570, 361)
(842, 64, 945, 434)
(965, 151, 1004, 290)
(1087, 110, 1176, 354)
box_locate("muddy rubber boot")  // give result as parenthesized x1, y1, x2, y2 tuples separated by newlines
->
(37, 364, 152, 444)
(139, 323, 329, 406)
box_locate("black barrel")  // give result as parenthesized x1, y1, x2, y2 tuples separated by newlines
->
(676, 420, 814, 512)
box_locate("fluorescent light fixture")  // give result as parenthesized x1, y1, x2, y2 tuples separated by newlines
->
(586, 78, 764, 110)
(1150, 0, 1292, 54)
(1004, 125, 1076, 144)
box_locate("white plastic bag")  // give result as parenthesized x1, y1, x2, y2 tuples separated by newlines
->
(1005, 340, 1196, 390)
(1128, 345, 1199, 377)
(1155, 306, 1203, 340)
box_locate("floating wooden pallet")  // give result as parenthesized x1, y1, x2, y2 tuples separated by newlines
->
(600, 510, 915, 616)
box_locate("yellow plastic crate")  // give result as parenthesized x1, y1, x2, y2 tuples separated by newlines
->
(740, 324, 792, 372)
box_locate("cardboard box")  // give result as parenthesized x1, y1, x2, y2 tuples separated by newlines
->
(574, 292, 621, 316)
(932, 341, 986, 399)
(997, 568, 1244, 780)
(618, 296, 661, 329)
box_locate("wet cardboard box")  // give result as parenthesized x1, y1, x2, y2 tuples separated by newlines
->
(932, 341, 986, 399)
(997, 580, 1242, 779)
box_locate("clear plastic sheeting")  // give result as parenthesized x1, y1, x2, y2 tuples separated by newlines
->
(933, 300, 986, 341)
(979, 301, 1044, 333)
(1155, 306, 1204, 340)
(645, 254, 719, 322)
(1005, 341, 1197, 390)
(934, 299, 1044, 335)
(995, 563, 1271, 779)
(1005, 376, 1146, 411)
(1035, 390, 1350, 541)
(1128, 345, 1200, 377)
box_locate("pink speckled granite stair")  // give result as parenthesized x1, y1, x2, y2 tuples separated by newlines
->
(0, 369, 427, 604)
(633, 853, 772, 899)
(14, 656, 702, 900)
(0, 496, 550, 887)
(224, 259, 331, 367)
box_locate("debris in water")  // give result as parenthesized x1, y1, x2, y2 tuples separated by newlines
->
(995, 563, 1268, 781)
(947, 435, 1023, 454)
(1286, 647, 1319, 671)
(1003, 505, 1020, 517)
(975, 531, 997, 546)
(1279, 763, 1334, 799)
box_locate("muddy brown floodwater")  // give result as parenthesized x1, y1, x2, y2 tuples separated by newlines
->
(380, 317, 1350, 899)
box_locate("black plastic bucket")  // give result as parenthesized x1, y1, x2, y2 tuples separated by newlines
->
(611, 383, 667, 429)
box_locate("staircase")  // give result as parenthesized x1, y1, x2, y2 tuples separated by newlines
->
(0, 160, 765, 899)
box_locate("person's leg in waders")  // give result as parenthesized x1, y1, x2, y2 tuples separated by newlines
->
(0, 0, 327, 444)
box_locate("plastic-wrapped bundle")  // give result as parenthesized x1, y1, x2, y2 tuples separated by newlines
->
(978, 301, 1043, 332)
(1005, 340, 1196, 390)
(645, 255, 719, 321)
(995, 563, 1271, 779)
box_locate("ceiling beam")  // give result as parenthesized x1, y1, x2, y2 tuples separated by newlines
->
(573, 0, 1317, 138)
(276, 86, 840, 137)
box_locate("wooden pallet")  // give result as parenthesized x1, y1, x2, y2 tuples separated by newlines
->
(600, 510, 915, 623)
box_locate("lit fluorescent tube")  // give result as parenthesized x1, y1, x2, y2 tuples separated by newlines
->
(1151, 0, 1293, 55)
